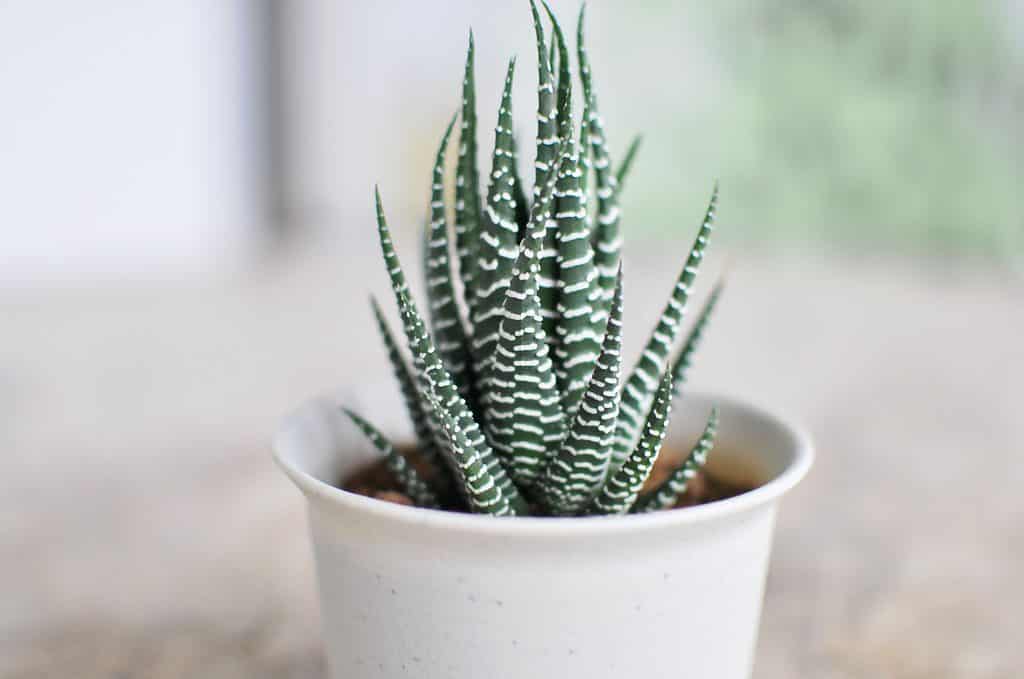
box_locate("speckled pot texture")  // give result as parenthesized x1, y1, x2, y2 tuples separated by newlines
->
(274, 391, 812, 679)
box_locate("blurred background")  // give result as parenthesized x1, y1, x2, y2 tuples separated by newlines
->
(3, 1, 1021, 677)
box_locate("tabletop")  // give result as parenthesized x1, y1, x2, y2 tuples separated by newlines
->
(3, 242, 1021, 678)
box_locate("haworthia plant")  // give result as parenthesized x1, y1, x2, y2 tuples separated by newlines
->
(425, 116, 474, 404)
(539, 269, 623, 515)
(577, 3, 622, 322)
(345, 3, 729, 517)
(343, 409, 442, 509)
(633, 407, 718, 513)
(609, 184, 718, 477)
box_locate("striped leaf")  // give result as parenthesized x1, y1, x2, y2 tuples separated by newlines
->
(616, 133, 643, 191)
(420, 387, 518, 516)
(487, 148, 567, 487)
(529, 0, 562, 347)
(578, 98, 594, 237)
(455, 33, 483, 325)
(540, 0, 602, 420)
(511, 131, 531, 238)
(632, 407, 718, 513)
(370, 297, 441, 465)
(344, 408, 442, 509)
(577, 4, 622, 319)
(670, 280, 724, 398)
(590, 370, 675, 515)
(375, 188, 526, 515)
(357, 5, 734, 517)
(551, 142, 602, 419)
(540, 270, 623, 515)
(470, 58, 521, 409)
(529, 0, 559, 204)
(541, 1, 573, 148)
(425, 115, 475, 401)
(611, 183, 718, 474)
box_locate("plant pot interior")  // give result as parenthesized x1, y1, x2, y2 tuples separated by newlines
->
(342, 441, 762, 513)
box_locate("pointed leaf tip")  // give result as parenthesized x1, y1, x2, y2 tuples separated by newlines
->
(632, 405, 719, 513)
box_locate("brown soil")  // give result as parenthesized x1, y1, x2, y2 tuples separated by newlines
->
(342, 443, 755, 512)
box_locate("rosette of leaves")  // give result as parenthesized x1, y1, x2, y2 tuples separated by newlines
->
(348, 2, 724, 517)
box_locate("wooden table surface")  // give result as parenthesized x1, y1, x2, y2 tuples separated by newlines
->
(4, 242, 1021, 678)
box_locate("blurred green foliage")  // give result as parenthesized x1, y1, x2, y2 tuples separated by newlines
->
(624, 0, 1024, 255)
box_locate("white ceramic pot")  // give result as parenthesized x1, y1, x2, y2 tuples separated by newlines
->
(274, 391, 812, 679)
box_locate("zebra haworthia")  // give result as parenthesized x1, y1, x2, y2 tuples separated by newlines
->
(344, 409, 442, 509)
(632, 407, 718, 513)
(375, 188, 526, 515)
(611, 183, 718, 475)
(540, 269, 623, 515)
(488, 135, 568, 487)
(348, 3, 729, 517)
(455, 32, 482, 326)
(425, 115, 474, 402)
(591, 370, 675, 515)
(577, 3, 622, 321)
(470, 58, 522, 415)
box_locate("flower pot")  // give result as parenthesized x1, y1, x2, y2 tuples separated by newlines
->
(274, 391, 812, 679)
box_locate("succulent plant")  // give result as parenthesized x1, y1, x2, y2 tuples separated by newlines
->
(348, 2, 724, 517)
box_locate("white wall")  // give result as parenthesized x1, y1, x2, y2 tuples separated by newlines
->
(0, 1, 267, 284)
(276, 0, 662, 238)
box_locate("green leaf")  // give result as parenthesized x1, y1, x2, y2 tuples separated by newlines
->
(370, 297, 441, 465)
(487, 145, 567, 487)
(591, 370, 675, 515)
(455, 32, 483, 326)
(540, 1, 602, 420)
(551, 143, 601, 420)
(577, 4, 622, 320)
(615, 133, 643, 191)
(529, 0, 562, 347)
(375, 187, 526, 515)
(670, 279, 724, 398)
(409, 315, 516, 518)
(343, 408, 442, 509)
(470, 58, 521, 409)
(577, 95, 595, 238)
(541, 1, 573, 146)
(611, 183, 718, 474)
(529, 1, 559, 205)
(540, 269, 623, 515)
(425, 115, 475, 402)
(632, 407, 718, 513)
(511, 131, 531, 238)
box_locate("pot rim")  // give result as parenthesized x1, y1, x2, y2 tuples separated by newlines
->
(273, 390, 813, 538)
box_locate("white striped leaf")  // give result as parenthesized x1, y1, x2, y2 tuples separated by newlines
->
(590, 370, 675, 515)
(510, 130, 531, 238)
(455, 33, 483, 328)
(470, 58, 521, 413)
(541, 0, 601, 421)
(632, 407, 718, 513)
(611, 184, 717, 475)
(529, 1, 559, 205)
(344, 408, 442, 509)
(425, 115, 475, 402)
(370, 297, 442, 468)
(529, 1, 562, 346)
(577, 4, 622, 320)
(419, 387, 518, 517)
(539, 270, 623, 515)
(616, 133, 643, 191)
(551, 143, 602, 419)
(670, 280, 724, 398)
(375, 188, 527, 515)
(488, 141, 567, 487)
